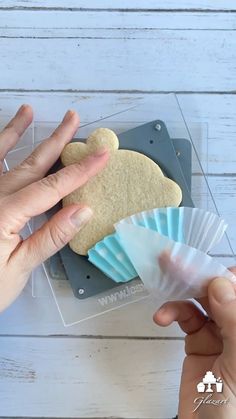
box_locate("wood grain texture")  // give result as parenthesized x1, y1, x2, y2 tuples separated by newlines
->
(1, 10, 236, 32)
(0, 33, 235, 92)
(0, 4, 236, 418)
(0, 281, 184, 337)
(0, 255, 235, 337)
(0, 10, 236, 93)
(1, 92, 236, 174)
(3, 0, 236, 11)
(0, 337, 184, 418)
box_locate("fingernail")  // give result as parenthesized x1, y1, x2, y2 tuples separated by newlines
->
(211, 278, 236, 304)
(156, 306, 167, 316)
(153, 307, 165, 323)
(63, 110, 75, 122)
(70, 207, 93, 229)
(17, 104, 27, 114)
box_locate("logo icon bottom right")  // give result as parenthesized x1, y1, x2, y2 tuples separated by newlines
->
(197, 371, 223, 393)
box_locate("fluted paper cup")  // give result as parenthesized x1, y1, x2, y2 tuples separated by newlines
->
(88, 233, 137, 282)
(115, 223, 236, 300)
(118, 207, 227, 253)
(88, 207, 227, 283)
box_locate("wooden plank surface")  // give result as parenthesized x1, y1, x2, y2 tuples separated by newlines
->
(0, 9, 236, 93)
(0, 3, 236, 418)
(0, 337, 184, 418)
(0, 33, 236, 92)
(3, 1, 236, 11)
(1, 92, 236, 174)
(1, 10, 236, 31)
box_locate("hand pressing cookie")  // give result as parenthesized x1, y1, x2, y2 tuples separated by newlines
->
(61, 128, 182, 255)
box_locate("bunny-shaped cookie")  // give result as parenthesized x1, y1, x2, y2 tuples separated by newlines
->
(61, 128, 182, 255)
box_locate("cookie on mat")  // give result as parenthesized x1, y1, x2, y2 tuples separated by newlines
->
(61, 128, 182, 255)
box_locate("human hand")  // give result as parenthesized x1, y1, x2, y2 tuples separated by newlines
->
(0, 105, 109, 312)
(154, 267, 236, 419)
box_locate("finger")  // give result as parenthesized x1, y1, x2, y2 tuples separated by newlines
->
(196, 267, 236, 317)
(0, 160, 3, 175)
(158, 251, 173, 274)
(0, 205, 92, 311)
(12, 204, 93, 271)
(1, 110, 80, 195)
(153, 300, 207, 334)
(208, 277, 236, 366)
(0, 149, 109, 235)
(185, 321, 222, 356)
(159, 251, 212, 317)
(0, 105, 33, 160)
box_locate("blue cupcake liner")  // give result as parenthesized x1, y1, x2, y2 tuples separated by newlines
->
(88, 233, 137, 283)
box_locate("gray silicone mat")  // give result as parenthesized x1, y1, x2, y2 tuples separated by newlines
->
(47, 120, 193, 299)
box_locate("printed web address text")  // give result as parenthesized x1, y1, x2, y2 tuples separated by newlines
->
(98, 283, 145, 306)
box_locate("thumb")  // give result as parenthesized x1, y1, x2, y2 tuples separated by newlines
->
(208, 277, 236, 365)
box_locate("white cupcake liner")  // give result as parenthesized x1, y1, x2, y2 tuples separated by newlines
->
(115, 223, 236, 300)
(118, 207, 227, 253)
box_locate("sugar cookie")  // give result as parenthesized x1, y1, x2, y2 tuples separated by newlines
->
(61, 128, 182, 255)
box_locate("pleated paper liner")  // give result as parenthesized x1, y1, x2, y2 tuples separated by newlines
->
(88, 207, 227, 283)
(118, 207, 227, 254)
(88, 233, 137, 282)
(115, 223, 236, 300)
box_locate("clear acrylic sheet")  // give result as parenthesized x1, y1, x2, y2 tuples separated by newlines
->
(2, 94, 235, 325)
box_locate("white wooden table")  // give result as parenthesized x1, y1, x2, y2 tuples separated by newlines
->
(0, 1, 236, 418)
